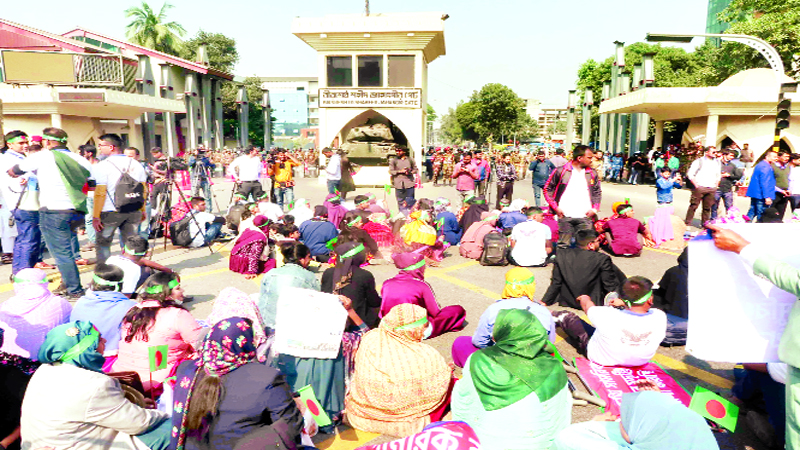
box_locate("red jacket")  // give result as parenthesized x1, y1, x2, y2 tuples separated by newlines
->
(544, 163, 602, 212)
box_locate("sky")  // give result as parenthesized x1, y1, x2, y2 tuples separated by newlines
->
(4, 0, 707, 115)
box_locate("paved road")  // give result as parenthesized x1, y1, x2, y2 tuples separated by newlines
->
(0, 175, 764, 450)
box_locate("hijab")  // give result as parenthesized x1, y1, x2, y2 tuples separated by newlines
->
(206, 288, 269, 351)
(469, 309, 566, 411)
(332, 241, 367, 294)
(501, 268, 536, 300)
(508, 199, 528, 212)
(620, 391, 719, 450)
(37, 321, 105, 373)
(288, 198, 313, 226)
(324, 193, 347, 228)
(347, 304, 451, 421)
(433, 197, 450, 216)
(2, 268, 59, 316)
(171, 317, 260, 450)
(393, 252, 426, 280)
(459, 196, 489, 231)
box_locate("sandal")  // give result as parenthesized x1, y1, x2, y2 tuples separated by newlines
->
(1, 254, 12, 265)
(34, 262, 56, 270)
(75, 258, 96, 266)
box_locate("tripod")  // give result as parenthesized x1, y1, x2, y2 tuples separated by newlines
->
(148, 156, 215, 255)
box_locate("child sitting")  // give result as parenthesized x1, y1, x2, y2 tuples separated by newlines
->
(602, 203, 653, 256)
(552, 276, 667, 367)
(656, 168, 683, 205)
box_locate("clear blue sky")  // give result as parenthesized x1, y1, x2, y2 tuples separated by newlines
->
(4, 0, 706, 114)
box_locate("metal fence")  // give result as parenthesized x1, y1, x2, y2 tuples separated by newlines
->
(0, 50, 128, 88)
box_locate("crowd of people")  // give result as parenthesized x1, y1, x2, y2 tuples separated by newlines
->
(0, 126, 798, 450)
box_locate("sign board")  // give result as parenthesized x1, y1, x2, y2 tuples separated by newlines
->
(274, 287, 348, 359)
(687, 224, 800, 363)
(58, 92, 105, 102)
(319, 88, 422, 108)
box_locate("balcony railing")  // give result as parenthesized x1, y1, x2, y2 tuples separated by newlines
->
(1, 50, 126, 87)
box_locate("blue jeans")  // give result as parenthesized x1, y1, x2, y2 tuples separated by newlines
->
(395, 187, 416, 212)
(84, 196, 96, 244)
(748, 198, 769, 222)
(193, 180, 213, 213)
(533, 184, 544, 207)
(203, 221, 223, 246)
(275, 186, 294, 211)
(733, 366, 786, 443)
(12, 209, 41, 275)
(327, 179, 340, 194)
(712, 191, 734, 220)
(40, 211, 84, 294)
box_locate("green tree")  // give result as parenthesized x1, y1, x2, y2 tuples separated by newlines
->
(426, 104, 437, 122)
(468, 83, 526, 141)
(124, 2, 186, 56)
(454, 101, 481, 143)
(181, 31, 239, 73)
(515, 113, 540, 141)
(548, 120, 567, 136)
(221, 76, 272, 144)
(438, 107, 463, 144)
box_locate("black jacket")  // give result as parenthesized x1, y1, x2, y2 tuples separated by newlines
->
(321, 266, 382, 328)
(542, 247, 625, 308)
(653, 247, 689, 318)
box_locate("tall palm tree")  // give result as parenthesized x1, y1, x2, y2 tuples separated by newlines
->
(124, 2, 186, 56)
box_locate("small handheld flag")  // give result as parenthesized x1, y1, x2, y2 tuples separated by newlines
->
(689, 385, 739, 432)
(298, 384, 331, 427)
(384, 184, 392, 193)
(148, 345, 169, 372)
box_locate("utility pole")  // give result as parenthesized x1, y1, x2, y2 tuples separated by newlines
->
(262, 89, 272, 150)
(565, 90, 577, 155)
(582, 89, 593, 148)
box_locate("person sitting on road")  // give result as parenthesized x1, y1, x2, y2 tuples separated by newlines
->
(229, 215, 276, 279)
(508, 206, 553, 267)
(186, 196, 228, 248)
(497, 199, 528, 232)
(337, 211, 382, 260)
(602, 203, 654, 257)
(299, 206, 339, 263)
(552, 276, 667, 367)
(451, 268, 555, 368)
(380, 252, 466, 339)
(287, 198, 313, 227)
(258, 242, 319, 327)
(433, 197, 462, 246)
(106, 236, 176, 297)
(346, 303, 453, 437)
(656, 167, 683, 205)
(321, 241, 382, 329)
(451, 309, 571, 450)
(653, 247, 689, 346)
(112, 273, 202, 392)
(324, 193, 347, 229)
(542, 229, 624, 309)
(458, 195, 489, 233)
(459, 212, 499, 260)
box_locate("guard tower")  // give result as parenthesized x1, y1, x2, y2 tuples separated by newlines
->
(292, 12, 447, 185)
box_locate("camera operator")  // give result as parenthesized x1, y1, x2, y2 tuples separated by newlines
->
(229, 145, 267, 202)
(388, 147, 418, 213)
(268, 149, 301, 211)
(188, 146, 215, 212)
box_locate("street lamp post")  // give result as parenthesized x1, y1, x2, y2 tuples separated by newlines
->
(582, 89, 593, 148)
(262, 89, 272, 150)
(565, 90, 577, 154)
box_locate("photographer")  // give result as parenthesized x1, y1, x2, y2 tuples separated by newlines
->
(188, 146, 215, 212)
(388, 147, 418, 213)
(268, 149, 301, 211)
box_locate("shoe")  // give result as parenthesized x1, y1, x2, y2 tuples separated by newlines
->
(213, 233, 234, 243)
(52, 283, 67, 295)
(75, 258, 96, 266)
(34, 262, 56, 270)
(63, 290, 86, 300)
(81, 243, 95, 252)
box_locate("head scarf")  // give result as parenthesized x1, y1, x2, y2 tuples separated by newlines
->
(252, 215, 270, 231)
(333, 241, 367, 294)
(171, 317, 258, 450)
(346, 304, 451, 422)
(459, 198, 489, 231)
(469, 309, 566, 411)
(433, 197, 451, 215)
(393, 252, 426, 280)
(37, 321, 104, 373)
(206, 288, 268, 351)
(4, 268, 56, 316)
(508, 199, 528, 212)
(620, 391, 720, 450)
(501, 268, 536, 300)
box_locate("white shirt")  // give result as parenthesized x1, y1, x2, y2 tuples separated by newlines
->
(229, 155, 262, 181)
(106, 255, 143, 295)
(188, 210, 216, 248)
(258, 202, 284, 222)
(687, 156, 722, 189)
(559, 167, 592, 218)
(17, 149, 92, 211)
(510, 220, 551, 266)
(586, 306, 667, 367)
(0, 150, 28, 208)
(91, 155, 148, 212)
(325, 154, 342, 180)
(788, 166, 800, 195)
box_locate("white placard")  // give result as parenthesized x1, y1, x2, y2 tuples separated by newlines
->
(686, 224, 800, 363)
(274, 287, 348, 359)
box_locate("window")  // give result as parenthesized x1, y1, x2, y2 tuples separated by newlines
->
(358, 56, 382, 87)
(388, 55, 415, 87)
(327, 56, 352, 87)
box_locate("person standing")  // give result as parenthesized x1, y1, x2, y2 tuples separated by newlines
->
(8, 135, 48, 275)
(471, 151, 491, 196)
(388, 147, 418, 213)
(8, 128, 91, 298)
(322, 147, 341, 194)
(740, 142, 754, 168)
(0, 131, 27, 270)
(544, 146, 601, 248)
(188, 147, 215, 212)
(712, 149, 743, 220)
(684, 146, 721, 227)
(549, 149, 568, 169)
(79, 145, 100, 251)
(773, 151, 793, 219)
(91, 134, 147, 265)
(789, 154, 800, 212)
(747, 150, 778, 222)
(230, 146, 266, 202)
(529, 151, 555, 207)
(268, 149, 301, 211)
(452, 153, 479, 207)
(494, 154, 517, 210)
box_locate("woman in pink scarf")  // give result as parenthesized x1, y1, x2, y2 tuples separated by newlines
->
(324, 193, 347, 229)
(229, 215, 276, 279)
(0, 268, 71, 360)
(380, 253, 466, 338)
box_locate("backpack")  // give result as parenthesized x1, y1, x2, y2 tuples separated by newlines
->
(169, 215, 193, 247)
(111, 160, 145, 213)
(479, 231, 509, 266)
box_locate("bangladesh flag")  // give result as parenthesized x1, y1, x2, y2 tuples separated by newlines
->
(298, 384, 331, 427)
(148, 345, 169, 372)
(689, 385, 739, 432)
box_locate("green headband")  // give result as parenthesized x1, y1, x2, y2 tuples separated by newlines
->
(419, 211, 430, 221)
(464, 194, 475, 203)
(340, 243, 365, 259)
(356, 198, 370, 205)
(59, 327, 99, 364)
(619, 206, 633, 215)
(328, 195, 341, 202)
(394, 316, 428, 331)
(483, 215, 498, 222)
(6, 136, 27, 144)
(124, 245, 147, 256)
(401, 260, 425, 271)
(93, 274, 122, 287)
(624, 290, 653, 307)
(367, 193, 376, 200)
(506, 275, 535, 286)
(42, 134, 67, 143)
(347, 216, 362, 227)
(14, 275, 48, 284)
(145, 278, 180, 295)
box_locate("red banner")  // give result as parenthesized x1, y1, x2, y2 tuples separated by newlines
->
(575, 357, 691, 415)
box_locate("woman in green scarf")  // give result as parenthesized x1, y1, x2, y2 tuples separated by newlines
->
(20, 321, 170, 450)
(451, 308, 571, 450)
